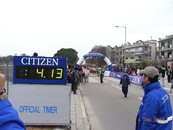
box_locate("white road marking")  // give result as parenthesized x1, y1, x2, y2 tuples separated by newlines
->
(103, 80, 108, 83)
(112, 84, 143, 101)
(112, 84, 121, 90)
(163, 87, 170, 91)
(138, 97, 142, 101)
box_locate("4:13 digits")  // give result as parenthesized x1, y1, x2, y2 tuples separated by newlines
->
(36, 67, 63, 79)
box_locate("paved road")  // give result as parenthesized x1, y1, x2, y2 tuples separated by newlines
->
(80, 76, 173, 130)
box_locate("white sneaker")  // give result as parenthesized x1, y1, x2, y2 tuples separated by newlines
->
(123, 96, 127, 99)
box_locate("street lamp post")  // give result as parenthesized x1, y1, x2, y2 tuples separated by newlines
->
(115, 26, 126, 44)
(115, 26, 127, 67)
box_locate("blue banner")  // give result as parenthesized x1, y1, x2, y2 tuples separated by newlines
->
(110, 72, 142, 86)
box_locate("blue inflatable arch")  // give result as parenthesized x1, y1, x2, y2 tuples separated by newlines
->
(76, 52, 112, 71)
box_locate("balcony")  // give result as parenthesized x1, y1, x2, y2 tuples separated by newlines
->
(157, 47, 173, 52)
(136, 59, 142, 61)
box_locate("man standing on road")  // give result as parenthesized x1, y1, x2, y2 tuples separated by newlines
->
(71, 66, 79, 94)
(100, 68, 104, 83)
(159, 65, 166, 87)
(85, 67, 90, 83)
(136, 66, 172, 130)
(119, 71, 131, 99)
(166, 66, 171, 83)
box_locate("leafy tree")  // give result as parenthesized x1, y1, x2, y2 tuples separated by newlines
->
(54, 48, 79, 65)
(139, 61, 153, 68)
(86, 45, 107, 67)
(0, 55, 13, 64)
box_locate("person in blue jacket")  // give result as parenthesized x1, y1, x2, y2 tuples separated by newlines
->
(0, 73, 26, 130)
(119, 71, 131, 99)
(136, 66, 172, 130)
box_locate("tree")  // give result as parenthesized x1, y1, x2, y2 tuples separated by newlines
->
(86, 45, 107, 67)
(54, 48, 79, 65)
(0, 55, 13, 64)
(139, 61, 153, 68)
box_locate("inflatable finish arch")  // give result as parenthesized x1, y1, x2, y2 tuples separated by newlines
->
(76, 52, 112, 71)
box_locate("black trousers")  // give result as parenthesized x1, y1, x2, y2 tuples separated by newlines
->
(71, 81, 77, 94)
(100, 76, 103, 83)
(168, 75, 171, 83)
(122, 87, 128, 97)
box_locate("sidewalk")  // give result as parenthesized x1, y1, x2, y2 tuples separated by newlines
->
(69, 86, 90, 130)
(52, 85, 90, 130)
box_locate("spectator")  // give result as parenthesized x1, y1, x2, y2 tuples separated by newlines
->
(167, 66, 171, 83)
(136, 66, 172, 129)
(85, 68, 90, 83)
(0, 73, 26, 129)
(170, 79, 173, 93)
(100, 69, 104, 83)
(159, 65, 166, 87)
(33, 52, 38, 57)
(70, 67, 79, 94)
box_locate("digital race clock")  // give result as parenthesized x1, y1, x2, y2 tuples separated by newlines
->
(13, 56, 67, 84)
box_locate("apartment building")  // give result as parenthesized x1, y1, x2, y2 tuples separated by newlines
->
(108, 40, 157, 66)
(157, 34, 173, 68)
(108, 45, 123, 66)
(106, 34, 173, 68)
(122, 40, 157, 64)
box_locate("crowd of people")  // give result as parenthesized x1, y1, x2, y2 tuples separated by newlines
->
(67, 64, 173, 129)
(67, 65, 106, 94)
(114, 64, 173, 91)
(67, 64, 173, 95)
(67, 65, 91, 94)
(1, 62, 173, 129)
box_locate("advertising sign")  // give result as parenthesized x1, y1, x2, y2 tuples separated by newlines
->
(10, 56, 70, 126)
(8, 84, 71, 125)
(13, 56, 67, 84)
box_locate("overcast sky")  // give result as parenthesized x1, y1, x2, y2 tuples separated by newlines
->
(0, 0, 173, 58)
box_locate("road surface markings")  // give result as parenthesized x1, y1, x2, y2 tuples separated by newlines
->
(138, 97, 142, 101)
(112, 84, 144, 101)
(103, 79, 108, 83)
(112, 84, 121, 90)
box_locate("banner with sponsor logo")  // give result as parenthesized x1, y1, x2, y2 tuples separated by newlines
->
(110, 71, 142, 86)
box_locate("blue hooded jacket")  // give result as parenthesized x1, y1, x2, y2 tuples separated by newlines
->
(136, 81, 172, 130)
(0, 99, 26, 130)
(120, 74, 130, 87)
